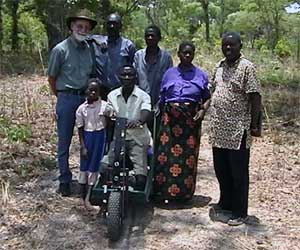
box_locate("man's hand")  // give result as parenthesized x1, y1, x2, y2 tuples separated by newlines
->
(251, 128, 261, 137)
(80, 145, 88, 159)
(48, 76, 58, 97)
(127, 120, 142, 129)
(249, 93, 262, 137)
(99, 42, 108, 53)
(193, 109, 205, 121)
(52, 89, 58, 97)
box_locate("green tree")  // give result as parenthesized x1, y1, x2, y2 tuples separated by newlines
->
(0, 0, 3, 51)
(240, 0, 290, 49)
(225, 10, 260, 47)
(33, 0, 69, 50)
(6, 0, 20, 51)
(213, 0, 242, 36)
(200, 0, 210, 42)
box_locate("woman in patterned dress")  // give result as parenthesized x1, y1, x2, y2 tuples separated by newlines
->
(153, 41, 211, 201)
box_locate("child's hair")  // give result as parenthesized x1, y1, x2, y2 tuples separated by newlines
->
(88, 78, 102, 87)
(178, 41, 195, 52)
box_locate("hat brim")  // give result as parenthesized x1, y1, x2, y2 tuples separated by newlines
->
(67, 16, 97, 30)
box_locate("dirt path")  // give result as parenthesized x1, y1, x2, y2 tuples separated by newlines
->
(0, 76, 299, 250)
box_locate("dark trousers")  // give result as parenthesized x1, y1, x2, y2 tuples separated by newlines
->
(212, 132, 250, 218)
(56, 92, 85, 183)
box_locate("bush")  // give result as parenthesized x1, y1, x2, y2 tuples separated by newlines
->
(254, 38, 268, 50)
(0, 116, 32, 142)
(275, 39, 292, 58)
(0, 52, 45, 75)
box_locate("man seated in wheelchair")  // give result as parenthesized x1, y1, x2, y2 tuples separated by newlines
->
(102, 65, 151, 191)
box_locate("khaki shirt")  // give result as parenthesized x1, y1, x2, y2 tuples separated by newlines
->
(105, 85, 151, 146)
(209, 56, 261, 150)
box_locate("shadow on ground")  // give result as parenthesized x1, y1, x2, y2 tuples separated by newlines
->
(108, 202, 154, 249)
(153, 194, 212, 210)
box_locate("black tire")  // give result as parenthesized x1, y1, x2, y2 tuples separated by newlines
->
(107, 192, 122, 241)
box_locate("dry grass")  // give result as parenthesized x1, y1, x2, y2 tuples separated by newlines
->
(0, 75, 299, 250)
(0, 180, 10, 214)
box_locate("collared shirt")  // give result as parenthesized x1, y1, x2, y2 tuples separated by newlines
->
(90, 40, 108, 84)
(160, 65, 210, 104)
(105, 85, 151, 145)
(47, 36, 93, 90)
(92, 35, 136, 89)
(134, 48, 173, 106)
(209, 56, 262, 150)
(76, 99, 107, 132)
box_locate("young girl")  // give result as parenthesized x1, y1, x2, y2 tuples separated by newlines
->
(76, 78, 107, 210)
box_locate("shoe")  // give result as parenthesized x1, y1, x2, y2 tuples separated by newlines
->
(135, 175, 146, 191)
(99, 205, 107, 218)
(58, 183, 71, 197)
(228, 216, 248, 226)
(209, 203, 223, 211)
(209, 207, 233, 223)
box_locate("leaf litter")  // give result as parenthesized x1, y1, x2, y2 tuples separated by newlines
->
(0, 75, 299, 250)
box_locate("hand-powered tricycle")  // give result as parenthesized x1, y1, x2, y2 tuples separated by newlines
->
(89, 117, 154, 241)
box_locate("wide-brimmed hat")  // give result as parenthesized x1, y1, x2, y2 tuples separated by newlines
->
(66, 9, 97, 30)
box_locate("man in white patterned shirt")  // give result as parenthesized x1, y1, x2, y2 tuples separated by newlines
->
(209, 32, 262, 226)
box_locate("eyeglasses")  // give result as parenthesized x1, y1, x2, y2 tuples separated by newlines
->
(72, 21, 91, 33)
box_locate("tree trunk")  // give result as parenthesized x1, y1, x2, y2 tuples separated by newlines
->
(273, 9, 280, 50)
(46, 23, 66, 51)
(95, 0, 112, 32)
(34, 0, 69, 50)
(11, 0, 19, 51)
(219, 0, 224, 37)
(0, 0, 3, 51)
(201, 0, 210, 42)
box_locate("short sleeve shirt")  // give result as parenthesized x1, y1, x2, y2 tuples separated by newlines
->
(105, 86, 151, 145)
(92, 35, 136, 89)
(209, 56, 261, 150)
(76, 99, 107, 132)
(47, 36, 93, 90)
(134, 48, 173, 106)
(160, 66, 210, 104)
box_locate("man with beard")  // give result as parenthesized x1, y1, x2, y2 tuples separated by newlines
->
(48, 10, 97, 196)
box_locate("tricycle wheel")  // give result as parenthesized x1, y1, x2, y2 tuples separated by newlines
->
(107, 191, 122, 241)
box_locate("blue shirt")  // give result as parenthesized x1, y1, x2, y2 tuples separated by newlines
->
(47, 36, 93, 90)
(92, 35, 136, 89)
(160, 65, 210, 104)
(134, 48, 173, 106)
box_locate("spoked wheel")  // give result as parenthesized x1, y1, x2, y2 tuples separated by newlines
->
(107, 191, 122, 241)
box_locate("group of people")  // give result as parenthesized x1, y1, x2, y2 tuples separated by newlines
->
(48, 9, 262, 226)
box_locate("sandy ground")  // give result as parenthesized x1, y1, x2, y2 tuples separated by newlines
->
(0, 75, 299, 250)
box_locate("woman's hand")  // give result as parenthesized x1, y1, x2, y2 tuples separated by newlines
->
(193, 109, 205, 121)
(251, 127, 261, 137)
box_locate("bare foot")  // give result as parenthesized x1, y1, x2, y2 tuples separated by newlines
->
(84, 199, 97, 212)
